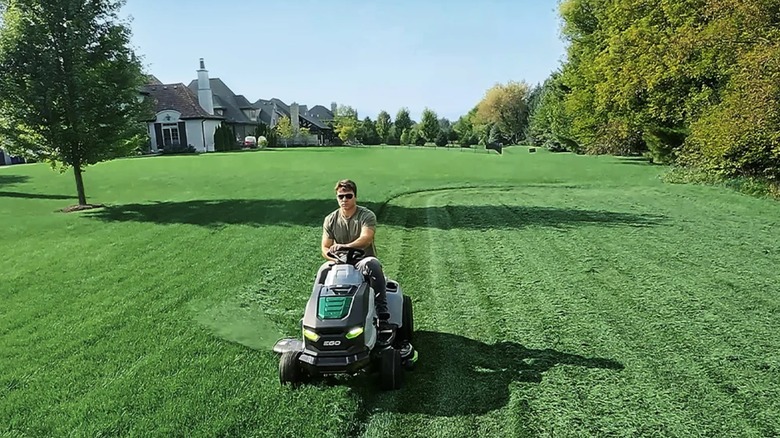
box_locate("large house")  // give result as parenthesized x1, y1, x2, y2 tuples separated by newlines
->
(142, 68, 224, 153)
(184, 61, 338, 146)
(143, 58, 339, 150)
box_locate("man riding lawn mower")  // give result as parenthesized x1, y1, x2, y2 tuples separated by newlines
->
(273, 180, 417, 390)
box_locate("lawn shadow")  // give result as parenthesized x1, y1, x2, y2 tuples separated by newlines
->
(82, 198, 666, 230)
(615, 157, 662, 166)
(0, 174, 74, 200)
(0, 174, 30, 186)
(0, 191, 74, 200)
(342, 330, 624, 417)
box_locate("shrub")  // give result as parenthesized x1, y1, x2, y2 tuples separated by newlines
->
(161, 144, 196, 155)
(435, 131, 448, 147)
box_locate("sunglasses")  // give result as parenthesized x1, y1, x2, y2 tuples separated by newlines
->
(337, 193, 354, 200)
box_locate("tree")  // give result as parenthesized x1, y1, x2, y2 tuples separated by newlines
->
(333, 104, 358, 144)
(410, 126, 426, 146)
(394, 107, 413, 134)
(214, 122, 236, 151)
(400, 128, 411, 145)
(297, 127, 311, 145)
(474, 80, 531, 144)
(275, 116, 294, 146)
(454, 107, 479, 147)
(0, 0, 150, 208)
(435, 131, 449, 147)
(385, 125, 400, 145)
(420, 108, 440, 143)
(376, 110, 392, 141)
(358, 117, 381, 145)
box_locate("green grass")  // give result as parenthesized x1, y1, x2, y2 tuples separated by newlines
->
(1, 146, 779, 437)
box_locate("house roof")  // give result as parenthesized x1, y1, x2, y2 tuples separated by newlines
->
(309, 105, 334, 121)
(253, 99, 279, 126)
(264, 98, 330, 130)
(235, 95, 253, 109)
(143, 82, 223, 120)
(187, 78, 257, 125)
(146, 74, 163, 85)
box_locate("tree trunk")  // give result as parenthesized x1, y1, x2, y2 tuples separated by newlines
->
(73, 165, 87, 205)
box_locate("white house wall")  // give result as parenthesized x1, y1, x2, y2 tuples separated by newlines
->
(147, 110, 220, 153)
(201, 119, 221, 152)
(185, 119, 220, 152)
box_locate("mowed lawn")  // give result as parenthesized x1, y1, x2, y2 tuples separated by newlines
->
(1, 146, 779, 437)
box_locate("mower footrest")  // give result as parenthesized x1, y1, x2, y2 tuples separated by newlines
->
(299, 351, 370, 374)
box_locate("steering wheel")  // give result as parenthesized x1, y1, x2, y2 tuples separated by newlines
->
(327, 247, 365, 265)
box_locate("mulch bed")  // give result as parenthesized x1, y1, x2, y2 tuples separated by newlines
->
(61, 204, 105, 213)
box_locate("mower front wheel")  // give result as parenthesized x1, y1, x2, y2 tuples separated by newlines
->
(379, 347, 404, 390)
(279, 350, 304, 386)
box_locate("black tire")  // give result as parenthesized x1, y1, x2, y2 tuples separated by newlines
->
(279, 351, 303, 386)
(399, 295, 414, 343)
(379, 347, 404, 390)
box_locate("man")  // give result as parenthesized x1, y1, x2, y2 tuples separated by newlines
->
(316, 179, 390, 324)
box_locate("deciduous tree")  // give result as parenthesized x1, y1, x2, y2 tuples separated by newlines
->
(0, 0, 150, 208)
(376, 110, 392, 141)
(420, 108, 439, 143)
(474, 80, 531, 144)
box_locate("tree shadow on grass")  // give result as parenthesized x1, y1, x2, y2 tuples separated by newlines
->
(0, 191, 74, 200)
(615, 157, 662, 166)
(82, 198, 666, 230)
(0, 174, 30, 186)
(0, 175, 74, 200)
(336, 330, 624, 417)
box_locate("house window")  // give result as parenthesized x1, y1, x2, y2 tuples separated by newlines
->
(162, 123, 180, 146)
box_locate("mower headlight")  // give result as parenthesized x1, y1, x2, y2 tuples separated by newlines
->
(303, 328, 320, 342)
(345, 326, 364, 339)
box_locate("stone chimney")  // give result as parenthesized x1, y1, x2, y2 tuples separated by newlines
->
(197, 58, 214, 115)
(331, 102, 337, 115)
(290, 102, 300, 131)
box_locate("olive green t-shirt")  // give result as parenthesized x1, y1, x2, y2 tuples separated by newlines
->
(323, 205, 377, 257)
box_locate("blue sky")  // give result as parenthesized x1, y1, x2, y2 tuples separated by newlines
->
(119, 0, 567, 121)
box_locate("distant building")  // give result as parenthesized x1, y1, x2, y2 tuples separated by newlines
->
(0, 145, 27, 166)
(141, 60, 224, 153)
(141, 58, 341, 151)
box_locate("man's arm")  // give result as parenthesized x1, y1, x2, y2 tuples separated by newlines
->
(321, 215, 337, 261)
(321, 230, 336, 261)
(345, 226, 375, 250)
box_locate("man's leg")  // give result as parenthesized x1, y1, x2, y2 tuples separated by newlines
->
(356, 257, 389, 321)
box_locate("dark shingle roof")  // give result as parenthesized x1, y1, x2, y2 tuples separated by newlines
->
(309, 105, 334, 121)
(235, 95, 253, 109)
(142, 83, 223, 120)
(253, 100, 278, 126)
(264, 98, 329, 130)
(146, 75, 163, 85)
(187, 78, 257, 125)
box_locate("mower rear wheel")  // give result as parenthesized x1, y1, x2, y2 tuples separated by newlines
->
(399, 295, 414, 343)
(279, 350, 303, 386)
(379, 347, 404, 390)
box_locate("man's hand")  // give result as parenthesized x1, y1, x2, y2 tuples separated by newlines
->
(329, 243, 346, 253)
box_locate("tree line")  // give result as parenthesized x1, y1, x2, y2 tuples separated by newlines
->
(528, 0, 780, 184)
(331, 80, 534, 148)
